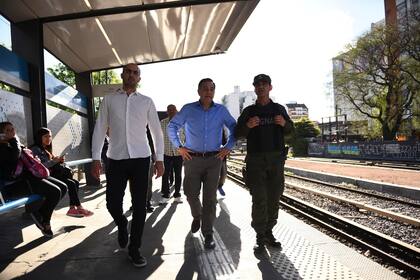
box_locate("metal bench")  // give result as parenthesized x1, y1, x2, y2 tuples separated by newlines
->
(0, 158, 94, 215)
(0, 179, 43, 215)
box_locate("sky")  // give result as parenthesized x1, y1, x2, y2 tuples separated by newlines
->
(0, 0, 385, 121)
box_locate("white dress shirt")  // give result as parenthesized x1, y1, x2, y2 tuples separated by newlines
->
(91, 90, 164, 161)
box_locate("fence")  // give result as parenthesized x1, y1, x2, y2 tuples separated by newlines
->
(308, 141, 420, 162)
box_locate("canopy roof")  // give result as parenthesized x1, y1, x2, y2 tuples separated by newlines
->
(0, 0, 259, 72)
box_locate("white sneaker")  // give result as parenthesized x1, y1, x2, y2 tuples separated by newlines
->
(174, 197, 183, 203)
(159, 197, 170, 204)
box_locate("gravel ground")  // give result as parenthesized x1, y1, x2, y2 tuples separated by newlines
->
(286, 176, 420, 219)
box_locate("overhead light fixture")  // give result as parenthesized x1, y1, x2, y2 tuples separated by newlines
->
(83, 0, 92, 9)
(112, 48, 123, 65)
(95, 18, 112, 46)
(95, 17, 122, 66)
(211, 2, 236, 52)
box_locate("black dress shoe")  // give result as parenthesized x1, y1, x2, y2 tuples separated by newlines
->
(204, 234, 216, 249)
(147, 206, 155, 213)
(254, 234, 267, 253)
(253, 242, 266, 253)
(118, 223, 129, 248)
(265, 233, 282, 248)
(128, 249, 147, 268)
(191, 218, 200, 233)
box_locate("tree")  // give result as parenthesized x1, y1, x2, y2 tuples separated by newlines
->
(47, 63, 75, 87)
(286, 117, 320, 156)
(91, 69, 121, 85)
(47, 63, 121, 87)
(293, 117, 320, 139)
(333, 9, 420, 140)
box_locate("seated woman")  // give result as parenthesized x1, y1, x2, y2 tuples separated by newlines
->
(0, 121, 66, 237)
(31, 127, 93, 217)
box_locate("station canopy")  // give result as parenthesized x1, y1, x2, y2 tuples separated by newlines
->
(0, 0, 259, 73)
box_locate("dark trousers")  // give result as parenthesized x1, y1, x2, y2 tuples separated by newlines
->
(161, 155, 183, 198)
(52, 175, 80, 206)
(245, 153, 285, 236)
(106, 157, 150, 250)
(218, 158, 227, 188)
(2, 175, 65, 224)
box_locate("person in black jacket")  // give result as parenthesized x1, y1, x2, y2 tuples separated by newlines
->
(0, 122, 65, 237)
(235, 74, 294, 253)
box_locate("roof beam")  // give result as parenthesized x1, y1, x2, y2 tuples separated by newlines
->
(89, 51, 225, 72)
(40, 0, 243, 23)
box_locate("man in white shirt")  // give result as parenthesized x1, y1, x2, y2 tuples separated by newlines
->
(91, 63, 164, 268)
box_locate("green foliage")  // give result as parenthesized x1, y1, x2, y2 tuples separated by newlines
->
(91, 70, 121, 85)
(334, 8, 420, 140)
(47, 63, 121, 87)
(47, 63, 76, 87)
(286, 117, 320, 156)
(365, 119, 382, 140)
(0, 82, 15, 92)
(294, 117, 320, 138)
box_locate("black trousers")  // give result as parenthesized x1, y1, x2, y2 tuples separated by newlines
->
(161, 155, 183, 198)
(51, 175, 80, 206)
(106, 157, 150, 250)
(3, 176, 65, 224)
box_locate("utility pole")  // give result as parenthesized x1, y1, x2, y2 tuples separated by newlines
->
(335, 105, 340, 142)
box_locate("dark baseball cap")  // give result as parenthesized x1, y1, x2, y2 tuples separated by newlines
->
(253, 74, 271, 86)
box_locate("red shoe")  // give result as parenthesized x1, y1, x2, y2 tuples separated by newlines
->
(77, 208, 94, 217)
(66, 207, 84, 217)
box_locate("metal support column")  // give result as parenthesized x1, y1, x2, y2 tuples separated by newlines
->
(75, 71, 99, 186)
(11, 19, 47, 130)
(75, 72, 94, 138)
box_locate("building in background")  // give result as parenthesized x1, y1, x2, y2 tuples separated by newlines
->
(221, 86, 256, 120)
(286, 102, 309, 121)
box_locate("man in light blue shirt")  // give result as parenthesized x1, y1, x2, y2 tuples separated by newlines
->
(168, 78, 236, 249)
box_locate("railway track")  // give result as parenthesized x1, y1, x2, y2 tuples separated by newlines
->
(227, 159, 420, 209)
(229, 154, 420, 171)
(226, 169, 420, 279)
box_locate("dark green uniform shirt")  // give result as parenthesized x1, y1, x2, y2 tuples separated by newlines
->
(235, 99, 293, 156)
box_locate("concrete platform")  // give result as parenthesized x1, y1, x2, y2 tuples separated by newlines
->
(0, 179, 404, 280)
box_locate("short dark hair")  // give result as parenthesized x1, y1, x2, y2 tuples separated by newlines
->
(0, 121, 13, 133)
(198, 78, 215, 90)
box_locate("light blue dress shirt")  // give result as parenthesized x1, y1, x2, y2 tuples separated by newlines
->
(168, 101, 236, 152)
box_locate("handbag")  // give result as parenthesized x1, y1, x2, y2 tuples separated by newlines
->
(14, 148, 50, 179)
(50, 163, 73, 179)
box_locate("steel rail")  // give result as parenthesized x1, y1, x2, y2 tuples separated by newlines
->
(226, 159, 420, 208)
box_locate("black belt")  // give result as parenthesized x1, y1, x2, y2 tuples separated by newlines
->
(190, 151, 219, 157)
